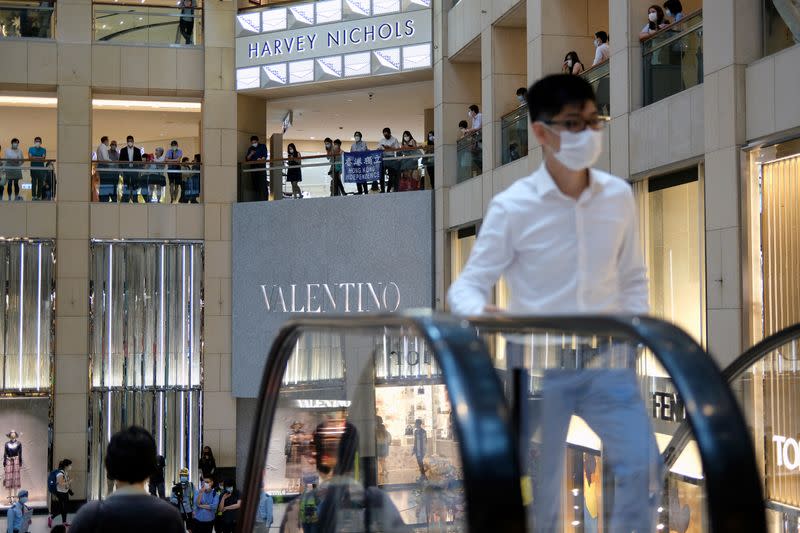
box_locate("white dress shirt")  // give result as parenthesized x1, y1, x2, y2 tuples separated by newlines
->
(592, 42, 610, 66)
(447, 163, 648, 316)
(96, 143, 110, 162)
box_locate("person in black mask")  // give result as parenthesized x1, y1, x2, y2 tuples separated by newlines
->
(199, 446, 216, 479)
(423, 131, 434, 190)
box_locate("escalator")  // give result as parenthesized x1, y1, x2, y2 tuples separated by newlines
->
(237, 313, 765, 532)
(722, 323, 800, 532)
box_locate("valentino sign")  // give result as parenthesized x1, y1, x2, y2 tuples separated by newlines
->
(235, 0, 432, 89)
(260, 282, 401, 313)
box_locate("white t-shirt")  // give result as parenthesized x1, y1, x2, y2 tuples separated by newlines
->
(378, 136, 400, 150)
(96, 143, 110, 162)
(593, 43, 610, 66)
(471, 113, 483, 130)
(56, 471, 70, 493)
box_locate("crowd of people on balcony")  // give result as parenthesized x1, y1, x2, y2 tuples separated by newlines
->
(93, 135, 201, 204)
(0, 0, 54, 39)
(0, 136, 54, 201)
(640, 1, 684, 41)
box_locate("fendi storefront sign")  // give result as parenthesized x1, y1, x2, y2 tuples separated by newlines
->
(232, 191, 433, 398)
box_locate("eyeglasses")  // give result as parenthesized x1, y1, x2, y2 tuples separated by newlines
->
(543, 116, 610, 133)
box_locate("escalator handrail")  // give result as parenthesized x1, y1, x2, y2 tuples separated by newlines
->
(466, 314, 766, 533)
(238, 312, 527, 533)
(723, 322, 800, 381)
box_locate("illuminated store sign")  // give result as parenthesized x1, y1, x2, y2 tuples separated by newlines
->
(773, 435, 800, 471)
(260, 282, 401, 313)
(235, 0, 432, 89)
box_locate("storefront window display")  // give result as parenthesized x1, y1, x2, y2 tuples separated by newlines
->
(263, 328, 465, 530)
(0, 240, 55, 510)
(88, 241, 203, 499)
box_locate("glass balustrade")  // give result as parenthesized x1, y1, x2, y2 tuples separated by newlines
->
(581, 60, 611, 117)
(93, 3, 202, 46)
(500, 104, 528, 166)
(0, 1, 55, 39)
(238, 150, 434, 201)
(0, 158, 57, 201)
(90, 160, 202, 203)
(456, 131, 482, 183)
(642, 10, 703, 106)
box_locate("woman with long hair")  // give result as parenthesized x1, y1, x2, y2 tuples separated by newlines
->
(199, 446, 216, 479)
(286, 143, 302, 198)
(562, 51, 585, 75)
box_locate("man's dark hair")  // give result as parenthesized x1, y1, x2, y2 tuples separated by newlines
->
(382, 127, 391, 134)
(526, 74, 596, 123)
(105, 426, 157, 483)
(250, 135, 259, 142)
(101, 136, 109, 143)
(458, 120, 468, 128)
(324, 137, 333, 143)
(354, 131, 362, 137)
(516, 87, 527, 96)
(11, 138, 19, 144)
(468, 104, 479, 114)
(58, 458, 72, 470)
(34, 136, 42, 142)
(333, 139, 341, 146)
(663, 0, 682, 14)
(595, 31, 608, 43)
(126, 135, 134, 142)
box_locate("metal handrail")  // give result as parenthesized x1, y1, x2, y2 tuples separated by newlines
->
(238, 312, 527, 533)
(239, 152, 434, 174)
(464, 314, 766, 533)
(723, 323, 800, 381)
(500, 103, 528, 126)
(580, 59, 610, 85)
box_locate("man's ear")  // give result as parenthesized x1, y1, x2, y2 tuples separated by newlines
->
(531, 121, 549, 148)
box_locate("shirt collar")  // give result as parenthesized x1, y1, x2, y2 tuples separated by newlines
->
(109, 484, 148, 497)
(534, 163, 608, 199)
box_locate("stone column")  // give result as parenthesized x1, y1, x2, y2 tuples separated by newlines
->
(54, 0, 93, 500)
(201, 0, 238, 467)
(702, 0, 761, 367)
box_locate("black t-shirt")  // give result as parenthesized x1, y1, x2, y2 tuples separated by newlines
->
(220, 489, 240, 525)
(70, 494, 185, 533)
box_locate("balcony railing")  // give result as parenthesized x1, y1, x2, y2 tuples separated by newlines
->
(0, 1, 55, 39)
(93, 3, 202, 46)
(0, 159, 56, 201)
(642, 10, 703, 106)
(580, 60, 610, 117)
(238, 149, 434, 201)
(457, 131, 482, 183)
(90, 160, 201, 203)
(500, 104, 528, 167)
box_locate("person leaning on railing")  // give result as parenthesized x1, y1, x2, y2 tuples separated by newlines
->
(286, 143, 302, 199)
(178, 0, 195, 45)
(28, 136, 48, 201)
(3, 139, 24, 201)
(350, 132, 370, 195)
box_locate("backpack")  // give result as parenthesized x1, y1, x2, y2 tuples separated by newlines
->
(48, 469, 62, 494)
(299, 489, 319, 525)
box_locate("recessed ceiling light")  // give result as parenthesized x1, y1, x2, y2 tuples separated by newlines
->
(309, 136, 315, 139)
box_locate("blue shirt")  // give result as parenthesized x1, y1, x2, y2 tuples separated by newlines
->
(28, 146, 45, 167)
(194, 489, 220, 523)
(6, 502, 31, 533)
(256, 491, 273, 525)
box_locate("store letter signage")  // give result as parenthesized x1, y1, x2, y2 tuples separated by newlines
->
(773, 435, 800, 471)
(651, 391, 685, 422)
(259, 282, 401, 313)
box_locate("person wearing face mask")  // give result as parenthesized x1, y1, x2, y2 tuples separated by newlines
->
(193, 475, 221, 533)
(117, 135, 144, 203)
(95, 136, 117, 202)
(562, 51, 584, 75)
(516, 87, 528, 107)
(28, 136, 47, 200)
(199, 446, 216, 479)
(350, 131, 370, 195)
(246, 135, 269, 201)
(3, 139, 24, 201)
(448, 74, 657, 532)
(330, 139, 346, 196)
(6, 489, 32, 533)
(465, 104, 482, 134)
(286, 143, 303, 198)
(399, 130, 420, 191)
(640, 4, 668, 41)
(663, 0, 683, 22)
(216, 479, 241, 533)
(422, 130, 435, 190)
(46, 459, 72, 528)
(592, 31, 610, 66)
(377, 127, 400, 192)
(165, 140, 183, 203)
(170, 466, 196, 529)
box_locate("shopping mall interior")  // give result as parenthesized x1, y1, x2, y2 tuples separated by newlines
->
(0, 0, 798, 531)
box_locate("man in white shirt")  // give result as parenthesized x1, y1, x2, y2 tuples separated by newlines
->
(592, 31, 610, 66)
(465, 104, 482, 134)
(377, 127, 400, 193)
(96, 136, 118, 203)
(448, 74, 658, 532)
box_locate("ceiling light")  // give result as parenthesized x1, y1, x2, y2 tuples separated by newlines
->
(91, 99, 202, 111)
(0, 96, 57, 107)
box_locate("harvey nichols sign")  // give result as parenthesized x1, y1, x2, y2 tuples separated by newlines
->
(235, 0, 432, 89)
(232, 191, 433, 398)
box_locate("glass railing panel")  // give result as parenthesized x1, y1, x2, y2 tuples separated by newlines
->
(471, 316, 765, 533)
(238, 151, 434, 201)
(642, 10, 703, 106)
(93, 3, 202, 46)
(500, 105, 529, 166)
(763, 0, 800, 57)
(249, 325, 466, 532)
(0, 1, 55, 39)
(456, 131, 482, 183)
(0, 158, 56, 201)
(581, 60, 611, 117)
(90, 160, 202, 203)
(726, 325, 800, 531)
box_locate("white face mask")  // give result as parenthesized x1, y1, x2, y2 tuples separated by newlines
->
(593, 39, 599, 47)
(34, 142, 41, 148)
(251, 142, 258, 148)
(403, 135, 410, 142)
(428, 135, 434, 142)
(665, 9, 672, 17)
(546, 125, 603, 171)
(648, 11, 658, 22)
(517, 95, 526, 103)
(459, 128, 466, 134)
(566, 59, 573, 67)
(325, 143, 332, 149)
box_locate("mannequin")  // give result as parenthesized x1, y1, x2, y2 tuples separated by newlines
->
(3, 430, 23, 503)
